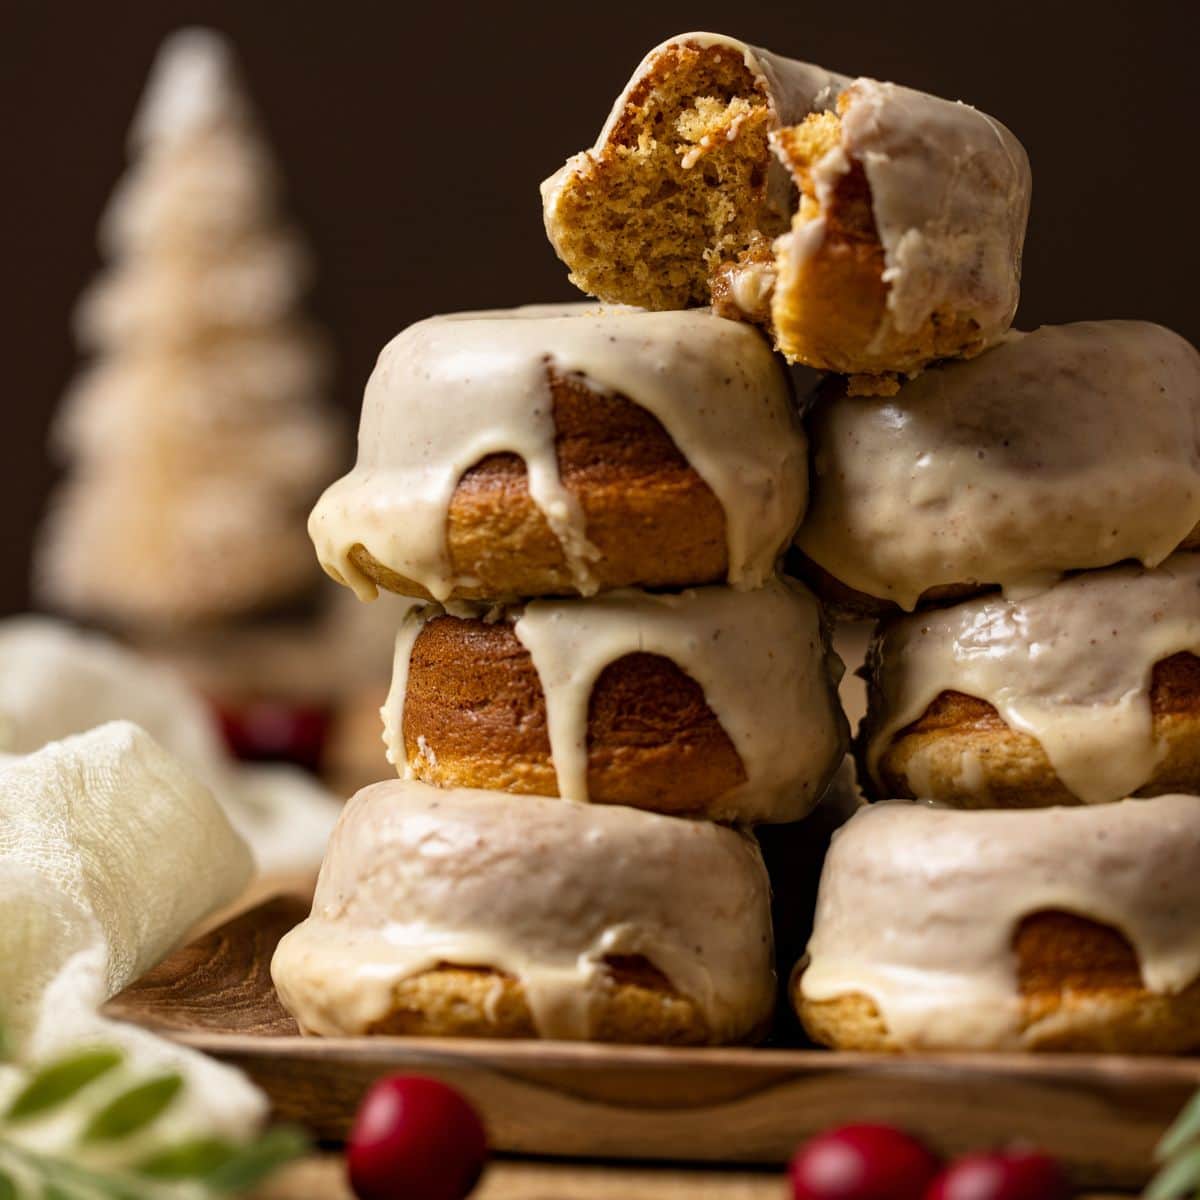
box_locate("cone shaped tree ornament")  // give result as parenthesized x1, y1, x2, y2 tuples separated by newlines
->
(38, 28, 340, 629)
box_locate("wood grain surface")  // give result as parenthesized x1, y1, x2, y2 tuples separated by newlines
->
(252, 1157, 787, 1199)
(249, 1156, 1132, 1200)
(109, 897, 1200, 1190)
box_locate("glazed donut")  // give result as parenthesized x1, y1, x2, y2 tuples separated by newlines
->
(383, 579, 847, 825)
(541, 33, 1030, 383)
(794, 796, 1200, 1053)
(795, 321, 1200, 616)
(271, 779, 776, 1043)
(309, 306, 806, 603)
(859, 554, 1200, 808)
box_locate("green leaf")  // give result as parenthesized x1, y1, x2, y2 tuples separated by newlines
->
(43, 1185, 85, 1200)
(6, 1050, 124, 1121)
(0, 1170, 16, 1200)
(1146, 1144, 1200, 1200)
(136, 1136, 237, 1179)
(79, 1075, 183, 1144)
(48, 1170, 142, 1200)
(1160, 1090, 1200, 1162)
(203, 1126, 310, 1193)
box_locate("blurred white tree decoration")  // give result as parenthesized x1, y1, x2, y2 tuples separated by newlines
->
(38, 28, 341, 630)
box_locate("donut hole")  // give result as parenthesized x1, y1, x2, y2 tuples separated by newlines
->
(602, 954, 676, 990)
(1014, 910, 1144, 996)
(586, 652, 746, 809)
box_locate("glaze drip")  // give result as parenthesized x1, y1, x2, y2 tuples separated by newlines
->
(381, 579, 848, 824)
(862, 554, 1200, 805)
(776, 78, 1030, 346)
(797, 321, 1200, 609)
(271, 779, 776, 1040)
(309, 305, 806, 602)
(800, 796, 1200, 1050)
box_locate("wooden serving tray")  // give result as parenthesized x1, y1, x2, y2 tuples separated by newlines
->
(108, 896, 1200, 1190)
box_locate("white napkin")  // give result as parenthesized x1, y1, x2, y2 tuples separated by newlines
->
(0, 722, 265, 1147)
(0, 616, 338, 873)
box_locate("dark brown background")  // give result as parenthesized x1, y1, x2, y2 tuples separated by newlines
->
(2, 0, 1195, 616)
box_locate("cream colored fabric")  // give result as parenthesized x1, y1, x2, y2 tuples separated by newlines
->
(0, 616, 339, 872)
(0, 722, 264, 1144)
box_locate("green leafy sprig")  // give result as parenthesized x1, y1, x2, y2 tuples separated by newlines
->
(0, 1045, 307, 1199)
(1147, 1089, 1200, 1200)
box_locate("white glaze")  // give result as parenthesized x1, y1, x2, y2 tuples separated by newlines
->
(381, 580, 847, 824)
(862, 554, 1200, 806)
(271, 779, 776, 1041)
(797, 321, 1200, 609)
(774, 78, 1030, 347)
(0, 617, 339, 873)
(540, 33, 1029, 357)
(800, 796, 1200, 1050)
(309, 305, 806, 602)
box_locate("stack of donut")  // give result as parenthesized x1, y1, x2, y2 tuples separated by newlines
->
(271, 304, 849, 1044)
(273, 29, 1200, 1054)
(793, 323, 1200, 1054)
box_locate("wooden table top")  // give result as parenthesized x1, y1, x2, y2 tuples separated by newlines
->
(208, 875, 1144, 1199)
(251, 1155, 1131, 1198)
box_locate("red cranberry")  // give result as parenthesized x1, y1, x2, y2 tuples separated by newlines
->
(347, 1075, 488, 1200)
(924, 1148, 1071, 1200)
(790, 1123, 942, 1200)
(214, 698, 330, 773)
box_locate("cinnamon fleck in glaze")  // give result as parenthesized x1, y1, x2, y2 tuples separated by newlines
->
(310, 305, 806, 602)
(797, 321, 1200, 612)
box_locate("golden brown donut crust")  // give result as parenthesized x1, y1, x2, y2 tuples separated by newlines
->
(796, 909, 1200, 1053)
(401, 614, 746, 815)
(367, 956, 724, 1044)
(862, 652, 1200, 807)
(346, 372, 729, 602)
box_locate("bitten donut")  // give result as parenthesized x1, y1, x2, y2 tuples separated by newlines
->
(541, 32, 1030, 384)
(272, 779, 776, 1044)
(795, 321, 1200, 616)
(382, 578, 848, 824)
(794, 797, 1200, 1053)
(309, 305, 806, 603)
(858, 554, 1200, 808)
